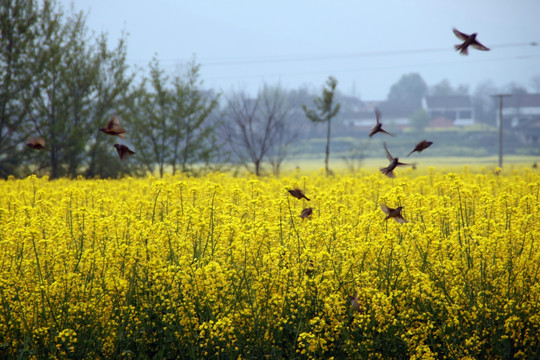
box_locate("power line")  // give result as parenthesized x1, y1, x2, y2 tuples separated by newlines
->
(129, 41, 538, 67)
(201, 42, 539, 66)
(200, 53, 540, 82)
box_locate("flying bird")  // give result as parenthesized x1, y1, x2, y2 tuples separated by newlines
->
(100, 115, 127, 138)
(380, 142, 411, 178)
(288, 188, 310, 201)
(369, 108, 394, 137)
(26, 136, 47, 150)
(114, 144, 135, 160)
(453, 28, 490, 55)
(300, 207, 313, 219)
(407, 140, 433, 156)
(380, 204, 408, 224)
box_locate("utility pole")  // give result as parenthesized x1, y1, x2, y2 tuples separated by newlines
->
(491, 94, 512, 168)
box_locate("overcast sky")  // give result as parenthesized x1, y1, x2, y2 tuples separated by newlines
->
(58, 0, 540, 99)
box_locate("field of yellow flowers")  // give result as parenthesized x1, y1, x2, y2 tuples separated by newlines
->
(0, 168, 539, 359)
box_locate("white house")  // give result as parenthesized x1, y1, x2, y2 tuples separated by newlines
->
(422, 95, 475, 127)
(502, 94, 540, 144)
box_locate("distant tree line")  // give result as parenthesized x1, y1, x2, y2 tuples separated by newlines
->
(0, 0, 225, 179)
(0, 0, 309, 179)
(1, 0, 135, 179)
(386, 72, 538, 129)
(1, 1, 538, 179)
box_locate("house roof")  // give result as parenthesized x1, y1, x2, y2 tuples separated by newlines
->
(424, 95, 471, 108)
(504, 94, 540, 108)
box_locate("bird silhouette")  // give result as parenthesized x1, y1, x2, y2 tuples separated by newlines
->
(453, 28, 490, 55)
(288, 188, 310, 201)
(100, 115, 127, 138)
(300, 207, 313, 219)
(380, 204, 408, 223)
(26, 136, 48, 150)
(114, 144, 135, 160)
(369, 108, 394, 137)
(407, 140, 433, 156)
(380, 142, 411, 178)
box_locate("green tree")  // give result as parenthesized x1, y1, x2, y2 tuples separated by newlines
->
(0, 0, 39, 177)
(1, 1, 139, 179)
(84, 34, 139, 178)
(29, 1, 99, 178)
(130, 58, 220, 177)
(172, 60, 220, 175)
(430, 79, 469, 96)
(388, 73, 428, 108)
(0, 1, 138, 179)
(130, 58, 173, 177)
(302, 76, 341, 176)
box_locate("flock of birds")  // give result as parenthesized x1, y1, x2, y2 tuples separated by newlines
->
(98, 115, 136, 160)
(25, 28, 488, 164)
(25, 29, 491, 312)
(287, 106, 430, 224)
(27, 115, 135, 160)
(287, 28, 490, 227)
(287, 28, 491, 311)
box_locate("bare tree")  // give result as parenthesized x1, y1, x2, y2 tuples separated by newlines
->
(263, 87, 302, 176)
(222, 84, 299, 176)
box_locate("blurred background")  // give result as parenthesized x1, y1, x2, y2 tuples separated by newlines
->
(1, 0, 539, 178)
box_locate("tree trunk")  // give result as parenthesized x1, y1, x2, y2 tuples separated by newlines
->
(50, 148, 58, 179)
(182, 126, 191, 173)
(255, 160, 260, 176)
(325, 118, 331, 176)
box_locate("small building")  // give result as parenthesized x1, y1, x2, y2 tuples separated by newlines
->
(342, 100, 415, 132)
(422, 95, 475, 127)
(502, 93, 540, 144)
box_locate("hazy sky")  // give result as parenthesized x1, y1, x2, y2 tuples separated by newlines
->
(58, 0, 540, 99)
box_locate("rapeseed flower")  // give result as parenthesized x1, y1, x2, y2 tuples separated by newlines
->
(0, 168, 538, 359)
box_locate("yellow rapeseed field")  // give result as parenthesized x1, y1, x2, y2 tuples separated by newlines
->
(0, 168, 538, 359)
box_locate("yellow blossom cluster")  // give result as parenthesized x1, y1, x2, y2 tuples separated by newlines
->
(0, 168, 538, 359)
